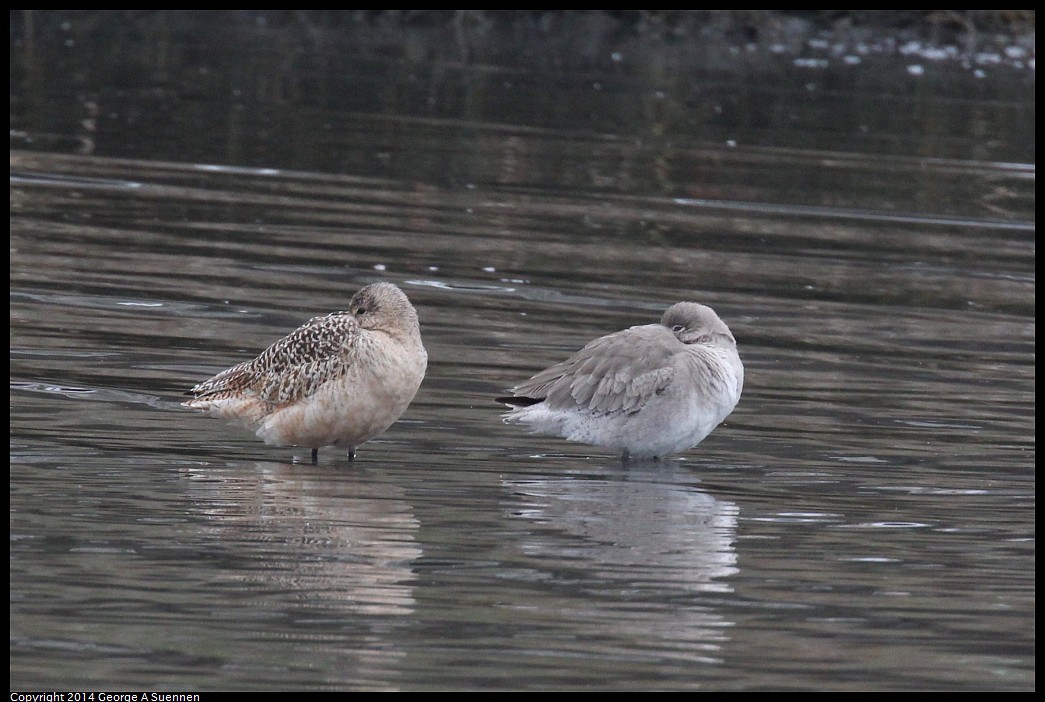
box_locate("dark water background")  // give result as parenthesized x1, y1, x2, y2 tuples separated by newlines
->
(10, 12, 1034, 691)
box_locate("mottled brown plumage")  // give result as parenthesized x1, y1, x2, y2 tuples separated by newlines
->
(184, 282, 427, 462)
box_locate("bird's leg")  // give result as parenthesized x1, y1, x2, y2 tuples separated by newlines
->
(348, 446, 356, 462)
(311, 448, 318, 464)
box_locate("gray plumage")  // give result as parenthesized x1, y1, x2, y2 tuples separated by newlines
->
(499, 302, 743, 460)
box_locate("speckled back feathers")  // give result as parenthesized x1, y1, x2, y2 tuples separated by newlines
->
(187, 310, 362, 408)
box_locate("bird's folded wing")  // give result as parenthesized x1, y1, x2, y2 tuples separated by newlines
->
(189, 311, 360, 407)
(514, 325, 678, 415)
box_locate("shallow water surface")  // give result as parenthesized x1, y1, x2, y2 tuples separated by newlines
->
(10, 15, 1035, 691)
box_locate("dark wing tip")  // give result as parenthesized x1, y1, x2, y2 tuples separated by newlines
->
(496, 395, 543, 408)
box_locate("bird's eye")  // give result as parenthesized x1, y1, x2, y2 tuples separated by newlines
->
(672, 324, 685, 333)
(356, 306, 367, 316)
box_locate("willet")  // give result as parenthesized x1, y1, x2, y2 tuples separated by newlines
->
(498, 302, 743, 460)
(184, 282, 427, 463)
